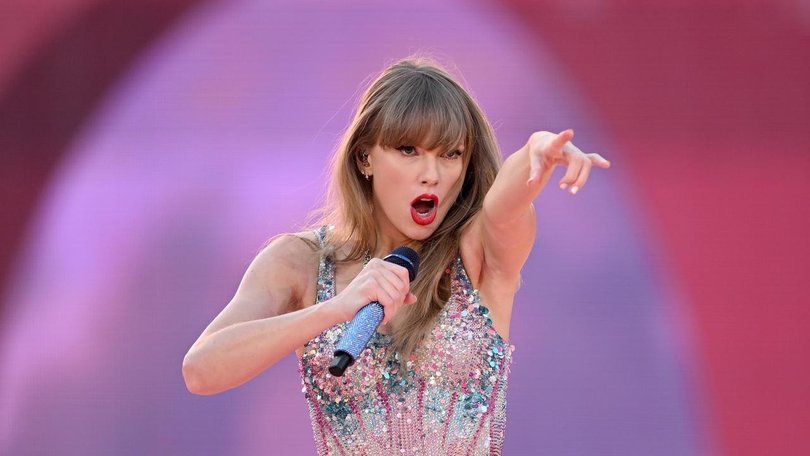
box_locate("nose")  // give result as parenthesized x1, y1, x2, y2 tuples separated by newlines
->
(419, 155, 440, 186)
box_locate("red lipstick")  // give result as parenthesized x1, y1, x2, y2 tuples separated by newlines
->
(410, 194, 439, 226)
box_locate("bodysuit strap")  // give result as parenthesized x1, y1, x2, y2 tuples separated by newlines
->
(313, 226, 336, 303)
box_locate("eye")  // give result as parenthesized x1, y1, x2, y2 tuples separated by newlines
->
(397, 146, 417, 156)
(443, 149, 463, 160)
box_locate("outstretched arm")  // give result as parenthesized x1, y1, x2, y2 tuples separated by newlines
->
(479, 129, 611, 282)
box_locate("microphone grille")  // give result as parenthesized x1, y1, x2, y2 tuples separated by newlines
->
(384, 247, 420, 281)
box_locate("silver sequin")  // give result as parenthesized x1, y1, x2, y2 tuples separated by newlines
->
(299, 227, 514, 455)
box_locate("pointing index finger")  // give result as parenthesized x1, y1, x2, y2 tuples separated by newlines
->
(590, 153, 611, 168)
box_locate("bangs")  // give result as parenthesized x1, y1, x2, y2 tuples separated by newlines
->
(372, 73, 469, 153)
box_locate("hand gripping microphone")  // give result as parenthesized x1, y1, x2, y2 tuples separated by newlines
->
(329, 246, 420, 377)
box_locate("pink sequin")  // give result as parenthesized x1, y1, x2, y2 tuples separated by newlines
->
(299, 228, 513, 455)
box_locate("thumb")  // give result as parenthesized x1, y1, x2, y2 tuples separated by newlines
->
(404, 292, 417, 305)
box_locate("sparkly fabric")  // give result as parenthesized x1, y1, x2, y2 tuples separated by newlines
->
(298, 228, 515, 455)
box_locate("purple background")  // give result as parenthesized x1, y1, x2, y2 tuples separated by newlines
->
(4, 0, 806, 454)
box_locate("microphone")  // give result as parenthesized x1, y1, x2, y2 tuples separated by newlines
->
(328, 246, 420, 377)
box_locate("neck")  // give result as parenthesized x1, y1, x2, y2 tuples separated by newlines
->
(371, 208, 409, 257)
(373, 234, 403, 258)
(373, 235, 423, 259)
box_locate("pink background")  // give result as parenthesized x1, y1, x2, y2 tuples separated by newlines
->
(1, 1, 808, 454)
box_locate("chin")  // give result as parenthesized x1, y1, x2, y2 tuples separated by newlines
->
(409, 231, 433, 241)
(404, 221, 441, 241)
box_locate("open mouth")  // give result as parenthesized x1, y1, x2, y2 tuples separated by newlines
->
(410, 194, 439, 226)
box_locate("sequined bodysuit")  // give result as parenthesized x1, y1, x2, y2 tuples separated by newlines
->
(298, 229, 515, 455)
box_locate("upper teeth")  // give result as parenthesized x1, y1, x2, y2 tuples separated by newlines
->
(421, 198, 432, 202)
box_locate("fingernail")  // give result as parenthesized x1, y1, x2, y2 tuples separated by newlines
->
(560, 183, 568, 190)
(571, 186, 579, 195)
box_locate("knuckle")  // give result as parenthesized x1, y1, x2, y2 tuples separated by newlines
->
(530, 131, 552, 144)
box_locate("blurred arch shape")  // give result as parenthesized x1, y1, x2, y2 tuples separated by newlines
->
(1, 0, 708, 454)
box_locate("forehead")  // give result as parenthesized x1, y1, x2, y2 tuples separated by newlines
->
(371, 71, 471, 153)
(374, 109, 469, 153)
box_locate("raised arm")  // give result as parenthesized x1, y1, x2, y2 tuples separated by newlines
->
(478, 130, 611, 282)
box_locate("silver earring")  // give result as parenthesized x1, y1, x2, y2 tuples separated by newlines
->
(360, 151, 371, 180)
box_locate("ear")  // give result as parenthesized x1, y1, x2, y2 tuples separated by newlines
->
(356, 149, 373, 178)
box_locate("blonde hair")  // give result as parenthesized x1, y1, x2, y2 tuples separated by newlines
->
(317, 57, 502, 357)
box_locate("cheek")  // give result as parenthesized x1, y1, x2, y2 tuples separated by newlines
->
(375, 157, 408, 183)
(372, 170, 407, 209)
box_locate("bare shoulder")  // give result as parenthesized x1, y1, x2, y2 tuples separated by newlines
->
(250, 230, 321, 312)
(195, 230, 321, 341)
(258, 230, 319, 270)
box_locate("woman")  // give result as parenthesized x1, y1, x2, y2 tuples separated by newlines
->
(182, 57, 610, 454)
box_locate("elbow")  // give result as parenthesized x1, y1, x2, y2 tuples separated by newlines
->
(182, 351, 217, 396)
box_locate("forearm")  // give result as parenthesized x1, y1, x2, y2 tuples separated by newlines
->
(182, 302, 341, 395)
(483, 145, 554, 227)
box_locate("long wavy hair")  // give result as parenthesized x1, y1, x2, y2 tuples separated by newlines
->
(317, 57, 502, 358)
